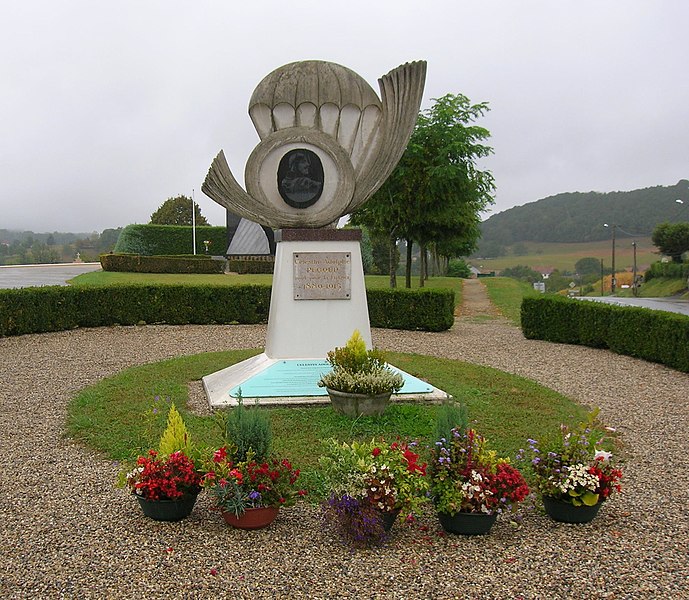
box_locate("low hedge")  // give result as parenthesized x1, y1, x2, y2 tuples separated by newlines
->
(521, 295, 689, 372)
(101, 253, 226, 274)
(367, 288, 455, 332)
(227, 257, 275, 275)
(0, 285, 454, 337)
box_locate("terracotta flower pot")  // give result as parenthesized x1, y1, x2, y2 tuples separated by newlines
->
(221, 506, 280, 530)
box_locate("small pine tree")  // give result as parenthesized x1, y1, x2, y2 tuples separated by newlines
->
(434, 397, 468, 443)
(219, 391, 272, 462)
(158, 403, 192, 456)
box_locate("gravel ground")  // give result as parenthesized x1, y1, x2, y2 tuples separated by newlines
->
(1, 311, 688, 598)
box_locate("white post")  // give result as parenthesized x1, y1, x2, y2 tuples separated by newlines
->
(192, 189, 197, 255)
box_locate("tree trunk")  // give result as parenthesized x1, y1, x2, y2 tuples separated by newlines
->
(405, 239, 413, 288)
(419, 245, 426, 287)
(388, 234, 397, 288)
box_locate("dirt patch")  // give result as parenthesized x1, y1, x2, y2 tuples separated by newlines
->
(456, 278, 502, 318)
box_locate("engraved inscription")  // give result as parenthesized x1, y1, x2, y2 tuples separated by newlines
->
(293, 252, 351, 300)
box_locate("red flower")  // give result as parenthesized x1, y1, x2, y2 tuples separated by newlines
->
(372, 447, 381, 457)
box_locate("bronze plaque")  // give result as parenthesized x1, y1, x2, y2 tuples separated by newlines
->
(293, 252, 351, 300)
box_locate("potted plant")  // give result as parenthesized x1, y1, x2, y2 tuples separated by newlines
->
(201, 447, 306, 529)
(319, 438, 428, 547)
(429, 428, 530, 535)
(121, 403, 202, 521)
(317, 330, 404, 417)
(526, 411, 623, 523)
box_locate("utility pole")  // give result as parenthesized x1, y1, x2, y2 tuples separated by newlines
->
(192, 189, 197, 255)
(604, 223, 617, 294)
(600, 259, 604, 296)
(632, 241, 638, 297)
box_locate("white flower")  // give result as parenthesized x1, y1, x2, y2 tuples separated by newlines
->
(594, 449, 612, 462)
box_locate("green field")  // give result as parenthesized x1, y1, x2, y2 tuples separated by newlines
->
(472, 237, 658, 274)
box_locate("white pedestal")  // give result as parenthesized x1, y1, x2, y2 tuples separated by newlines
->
(203, 229, 374, 407)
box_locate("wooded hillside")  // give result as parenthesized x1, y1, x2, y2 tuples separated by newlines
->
(480, 179, 689, 245)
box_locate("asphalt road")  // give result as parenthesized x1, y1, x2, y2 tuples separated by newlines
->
(0, 263, 102, 289)
(577, 295, 689, 316)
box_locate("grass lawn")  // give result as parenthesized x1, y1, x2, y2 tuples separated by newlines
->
(472, 237, 658, 274)
(69, 271, 464, 307)
(67, 349, 588, 498)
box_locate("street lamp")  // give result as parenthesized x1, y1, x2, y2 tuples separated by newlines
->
(604, 223, 616, 294)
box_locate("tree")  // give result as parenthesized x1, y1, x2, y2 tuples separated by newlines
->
(150, 195, 209, 226)
(575, 257, 602, 277)
(501, 265, 542, 283)
(652, 222, 689, 263)
(351, 93, 495, 287)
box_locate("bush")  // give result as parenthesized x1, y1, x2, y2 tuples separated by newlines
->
(101, 253, 226, 274)
(645, 261, 689, 282)
(446, 258, 471, 278)
(521, 296, 689, 372)
(113, 224, 227, 256)
(367, 288, 454, 332)
(0, 284, 454, 337)
(227, 257, 275, 274)
(217, 395, 272, 462)
(0, 284, 272, 336)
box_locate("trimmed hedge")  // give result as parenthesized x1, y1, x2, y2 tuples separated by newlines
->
(227, 257, 275, 275)
(367, 288, 455, 332)
(101, 253, 226, 274)
(113, 224, 227, 255)
(0, 284, 272, 336)
(521, 295, 689, 372)
(0, 285, 454, 337)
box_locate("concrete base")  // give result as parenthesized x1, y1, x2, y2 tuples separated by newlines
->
(202, 228, 447, 408)
(202, 352, 449, 408)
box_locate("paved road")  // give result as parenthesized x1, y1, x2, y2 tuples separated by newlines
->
(0, 263, 101, 289)
(578, 295, 689, 316)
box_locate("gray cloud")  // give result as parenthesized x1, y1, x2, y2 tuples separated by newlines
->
(2, 1, 687, 232)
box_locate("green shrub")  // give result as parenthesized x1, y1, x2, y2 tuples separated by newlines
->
(446, 259, 471, 278)
(217, 395, 272, 462)
(227, 257, 275, 274)
(433, 398, 468, 443)
(367, 288, 454, 331)
(521, 296, 689, 372)
(0, 283, 454, 337)
(113, 224, 227, 255)
(101, 253, 226, 274)
(0, 284, 272, 336)
(645, 261, 689, 282)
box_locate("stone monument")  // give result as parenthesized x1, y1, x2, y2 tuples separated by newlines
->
(202, 60, 443, 407)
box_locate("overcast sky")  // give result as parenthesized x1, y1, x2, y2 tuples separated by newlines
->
(2, 1, 687, 233)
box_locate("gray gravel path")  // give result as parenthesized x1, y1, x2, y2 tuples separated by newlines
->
(1, 320, 687, 599)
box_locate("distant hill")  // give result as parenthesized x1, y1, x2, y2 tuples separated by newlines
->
(480, 179, 689, 246)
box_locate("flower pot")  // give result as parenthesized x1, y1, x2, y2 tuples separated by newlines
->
(222, 506, 280, 530)
(378, 508, 401, 532)
(542, 496, 602, 523)
(135, 491, 199, 522)
(437, 511, 497, 535)
(326, 388, 391, 417)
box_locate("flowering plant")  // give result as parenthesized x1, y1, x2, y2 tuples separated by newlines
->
(526, 412, 623, 506)
(319, 438, 428, 547)
(124, 450, 202, 501)
(201, 447, 306, 517)
(318, 330, 404, 396)
(429, 428, 529, 516)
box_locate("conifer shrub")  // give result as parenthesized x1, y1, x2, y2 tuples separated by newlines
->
(217, 393, 272, 462)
